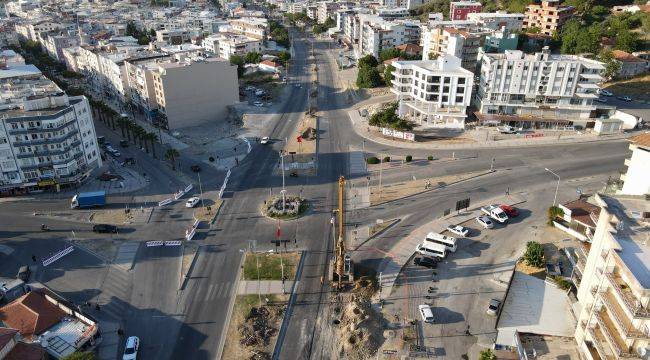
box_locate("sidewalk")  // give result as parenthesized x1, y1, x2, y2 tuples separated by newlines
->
(237, 280, 296, 295)
(96, 320, 120, 360)
(375, 193, 527, 298)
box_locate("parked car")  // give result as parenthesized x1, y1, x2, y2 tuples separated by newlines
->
(618, 95, 632, 102)
(594, 97, 607, 103)
(476, 216, 494, 229)
(255, 89, 265, 96)
(253, 101, 264, 107)
(260, 136, 271, 144)
(414, 256, 438, 269)
(245, 86, 255, 91)
(499, 205, 519, 217)
(122, 336, 140, 360)
(599, 89, 613, 97)
(418, 304, 434, 323)
(190, 164, 201, 172)
(17, 265, 31, 281)
(93, 224, 118, 233)
(185, 196, 200, 208)
(121, 157, 136, 166)
(497, 125, 517, 134)
(486, 299, 501, 316)
(119, 140, 129, 147)
(294, 83, 301, 88)
(446, 225, 469, 237)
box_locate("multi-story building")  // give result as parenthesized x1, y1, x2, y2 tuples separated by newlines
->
(155, 29, 192, 45)
(125, 56, 238, 129)
(466, 11, 525, 32)
(573, 193, 649, 360)
(481, 27, 518, 53)
(14, 20, 66, 41)
(390, 55, 474, 129)
(201, 33, 263, 60)
(421, 25, 490, 71)
(317, 1, 339, 24)
(449, 1, 482, 20)
(36, 32, 80, 61)
(380, 0, 425, 10)
(475, 49, 605, 129)
(229, 17, 268, 40)
(357, 15, 420, 59)
(619, 133, 650, 196)
(523, 0, 574, 36)
(0, 64, 101, 194)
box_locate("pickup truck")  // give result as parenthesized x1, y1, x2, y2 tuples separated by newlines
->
(481, 205, 509, 223)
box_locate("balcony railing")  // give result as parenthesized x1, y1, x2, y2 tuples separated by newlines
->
(606, 272, 650, 319)
(600, 290, 650, 340)
(588, 326, 616, 360)
(594, 311, 636, 358)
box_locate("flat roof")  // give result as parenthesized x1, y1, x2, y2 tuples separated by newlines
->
(41, 319, 92, 358)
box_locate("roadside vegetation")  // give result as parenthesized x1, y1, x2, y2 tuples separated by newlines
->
(523, 241, 545, 268)
(242, 252, 300, 281)
(368, 102, 414, 131)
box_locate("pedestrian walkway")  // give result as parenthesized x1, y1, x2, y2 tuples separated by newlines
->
(92, 265, 133, 359)
(348, 151, 367, 177)
(237, 280, 295, 295)
(376, 194, 527, 298)
(113, 242, 140, 271)
(96, 320, 120, 360)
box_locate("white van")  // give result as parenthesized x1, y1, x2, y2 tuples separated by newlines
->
(415, 242, 446, 259)
(424, 232, 457, 252)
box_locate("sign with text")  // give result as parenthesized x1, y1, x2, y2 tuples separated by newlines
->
(381, 128, 415, 142)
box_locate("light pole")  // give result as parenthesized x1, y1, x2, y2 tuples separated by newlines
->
(197, 171, 205, 209)
(545, 168, 561, 206)
(378, 155, 384, 200)
(280, 150, 286, 210)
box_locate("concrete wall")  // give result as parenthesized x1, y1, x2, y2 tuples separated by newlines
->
(620, 145, 650, 196)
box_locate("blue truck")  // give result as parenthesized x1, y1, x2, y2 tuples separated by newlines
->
(71, 191, 106, 209)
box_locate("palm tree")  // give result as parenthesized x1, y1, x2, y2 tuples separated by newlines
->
(164, 148, 180, 170)
(145, 132, 158, 158)
(127, 122, 137, 144)
(133, 126, 146, 148)
(116, 116, 128, 138)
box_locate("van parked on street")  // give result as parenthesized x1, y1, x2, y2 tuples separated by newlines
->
(416, 242, 446, 259)
(424, 232, 457, 252)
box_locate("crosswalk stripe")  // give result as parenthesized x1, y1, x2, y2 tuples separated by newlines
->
(204, 284, 215, 301)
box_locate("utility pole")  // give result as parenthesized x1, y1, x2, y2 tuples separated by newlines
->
(280, 150, 286, 210)
(378, 155, 384, 201)
(490, 157, 495, 172)
(335, 176, 346, 289)
(545, 168, 561, 206)
(197, 171, 205, 209)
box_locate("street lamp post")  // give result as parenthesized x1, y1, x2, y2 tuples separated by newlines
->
(280, 151, 286, 210)
(545, 168, 561, 206)
(197, 171, 205, 209)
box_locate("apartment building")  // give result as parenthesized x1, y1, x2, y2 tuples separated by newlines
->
(201, 33, 263, 59)
(317, 1, 339, 24)
(573, 193, 649, 360)
(380, 0, 425, 10)
(619, 133, 650, 196)
(523, 0, 574, 36)
(36, 32, 80, 61)
(229, 17, 268, 40)
(155, 29, 192, 45)
(0, 64, 101, 194)
(449, 1, 482, 20)
(476, 49, 605, 129)
(126, 56, 238, 129)
(466, 11, 525, 32)
(14, 21, 66, 41)
(357, 15, 421, 59)
(421, 25, 490, 71)
(391, 55, 474, 129)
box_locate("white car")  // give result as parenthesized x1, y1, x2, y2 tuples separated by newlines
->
(255, 89, 265, 96)
(599, 89, 613, 97)
(253, 101, 264, 107)
(476, 216, 494, 229)
(260, 137, 270, 144)
(446, 225, 469, 237)
(122, 336, 139, 360)
(418, 304, 434, 323)
(245, 86, 255, 91)
(617, 95, 632, 102)
(486, 299, 501, 316)
(185, 196, 200, 208)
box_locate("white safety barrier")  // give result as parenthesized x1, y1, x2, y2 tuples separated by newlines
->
(158, 198, 173, 207)
(42, 246, 74, 266)
(186, 228, 196, 241)
(192, 218, 200, 228)
(165, 240, 182, 246)
(218, 169, 232, 199)
(242, 137, 251, 154)
(146, 241, 164, 247)
(184, 184, 193, 193)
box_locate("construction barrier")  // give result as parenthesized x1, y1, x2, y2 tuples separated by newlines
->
(184, 184, 193, 193)
(165, 241, 182, 246)
(525, 133, 544, 138)
(218, 169, 232, 199)
(42, 246, 74, 266)
(192, 218, 200, 228)
(186, 228, 196, 241)
(146, 241, 164, 247)
(242, 137, 251, 153)
(158, 198, 173, 207)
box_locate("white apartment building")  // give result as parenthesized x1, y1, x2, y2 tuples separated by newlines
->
(125, 56, 238, 129)
(36, 33, 80, 61)
(466, 12, 525, 32)
(380, 0, 425, 10)
(573, 193, 649, 360)
(421, 24, 490, 70)
(476, 49, 605, 129)
(0, 64, 101, 194)
(619, 133, 650, 196)
(155, 29, 192, 45)
(229, 17, 268, 40)
(357, 15, 421, 59)
(391, 55, 474, 129)
(14, 21, 66, 41)
(201, 33, 263, 59)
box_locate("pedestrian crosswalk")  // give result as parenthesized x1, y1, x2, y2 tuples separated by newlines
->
(96, 265, 132, 320)
(202, 281, 234, 302)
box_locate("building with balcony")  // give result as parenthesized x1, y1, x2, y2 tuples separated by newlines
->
(475, 48, 605, 129)
(619, 133, 650, 196)
(0, 63, 101, 194)
(449, 1, 482, 20)
(380, 0, 425, 10)
(421, 24, 490, 71)
(201, 33, 263, 60)
(391, 54, 474, 129)
(574, 193, 650, 360)
(466, 11, 525, 32)
(523, 0, 574, 36)
(356, 15, 421, 59)
(155, 29, 192, 45)
(229, 17, 268, 40)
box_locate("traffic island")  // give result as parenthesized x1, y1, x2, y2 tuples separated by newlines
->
(242, 252, 300, 281)
(262, 195, 308, 220)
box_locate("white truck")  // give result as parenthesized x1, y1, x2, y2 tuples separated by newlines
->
(481, 205, 509, 223)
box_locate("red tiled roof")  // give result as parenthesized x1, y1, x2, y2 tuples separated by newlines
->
(395, 43, 422, 55)
(383, 57, 402, 65)
(630, 132, 650, 148)
(562, 198, 600, 228)
(0, 327, 18, 348)
(259, 60, 281, 68)
(4, 341, 47, 360)
(0, 290, 66, 338)
(611, 50, 646, 63)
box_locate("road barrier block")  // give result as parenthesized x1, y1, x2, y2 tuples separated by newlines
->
(164, 241, 182, 246)
(192, 218, 200, 228)
(158, 198, 173, 207)
(43, 246, 74, 266)
(186, 228, 196, 241)
(146, 241, 164, 247)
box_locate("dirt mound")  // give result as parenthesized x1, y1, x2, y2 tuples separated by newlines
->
(333, 295, 385, 360)
(238, 306, 282, 350)
(301, 127, 317, 140)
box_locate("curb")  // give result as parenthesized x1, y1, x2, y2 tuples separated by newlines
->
(353, 218, 401, 251)
(272, 250, 306, 360)
(179, 245, 202, 291)
(215, 251, 247, 360)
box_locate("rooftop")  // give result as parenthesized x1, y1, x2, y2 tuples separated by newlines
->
(561, 198, 600, 228)
(630, 132, 650, 149)
(0, 290, 66, 339)
(393, 55, 473, 76)
(40, 318, 97, 358)
(611, 50, 647, 63)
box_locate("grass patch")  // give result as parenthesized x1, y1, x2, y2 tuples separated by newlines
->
(243, 252, 301, 281)
(603, 74, 650, 102)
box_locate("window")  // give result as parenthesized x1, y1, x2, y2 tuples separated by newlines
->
(458, 78, 465, 84)
(455, 96, 463, 103)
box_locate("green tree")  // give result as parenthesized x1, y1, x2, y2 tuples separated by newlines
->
(358, 54, 379, 68)
(356, 66, 383, 88)
(614, 29, 639, 53)
(524, 241, 545, 268)
(384, 64, 395, 84)
(599, 50, 621, 80)
(164, 148, 180, 170)
(144, 132, 158, 158)
(244, 51, 262, 64)
(62, 351, 97, 360)
(479, 349, 497, 360)
(277, 50, 291, 65)
(229, 55, 245, 77)
(149, 28, 157, 37)
(126, 21, 138, 37)
(379, 48, 401, 62)
(324, 17, 335, 28)
(137, 35, 150, 45)
(368, 102, 413, 131)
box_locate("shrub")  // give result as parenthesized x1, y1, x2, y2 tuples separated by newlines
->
(405, 155, 412, 162)
(553, 275, 572, 290)
(547, 206, 564, 226)
(383, 156, 391, 163)
(366, 156, 380, 164)
(524, 241, 545, 268)
(479, 349, 496, 360)
(427, 155, 434, 161)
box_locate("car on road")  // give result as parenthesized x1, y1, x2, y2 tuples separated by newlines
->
(255, 89, 265, 96)
(260, 136, 271, 144)
(486, 299, 501, 316)
(245, 86, 255, 91)
(93, 224, 118, 233)
(594, 97, 607, 103)
(294, 83, 301, 88)
(414, 256, 437, 268)
(599, 89, 613, 97)
(418, 304, 434, 323)
(185, 196, 200, 208)
(446, 225, 469, 237)
(617, 95, 632, 102)
(499, 205, 519, 217)
(17, 265, 31, 281)
(476, 216, 494, 229)
(497, 125, 517, 134)
(119, 140, 129, 147)
(190, 164, 201, 172)
(253, 101, 264, 107)
(122, 336, 140, 360)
